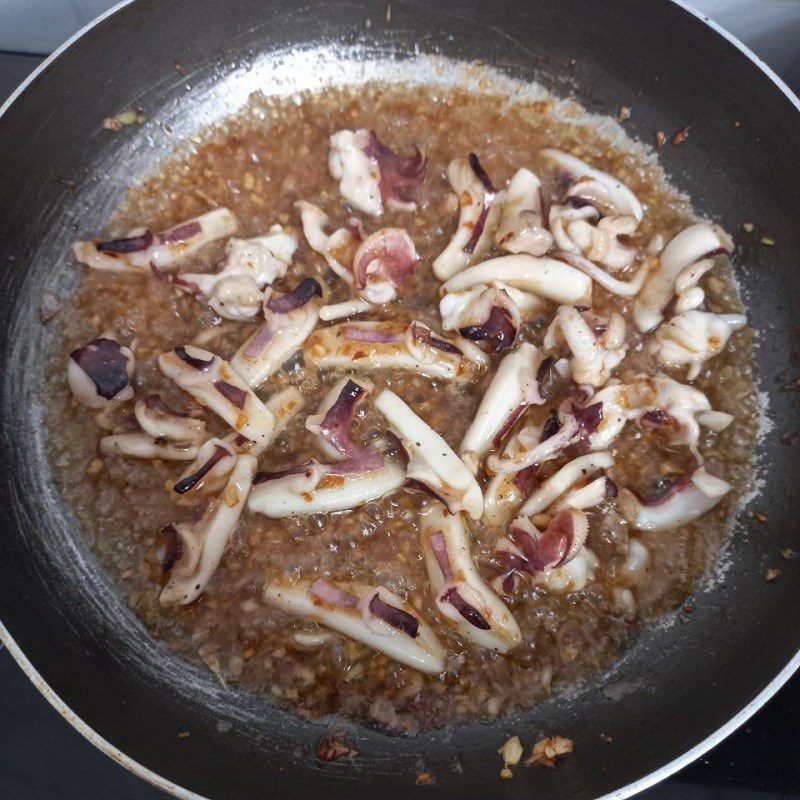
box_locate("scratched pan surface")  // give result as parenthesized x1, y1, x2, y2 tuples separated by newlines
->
(1, 1, 799, 798)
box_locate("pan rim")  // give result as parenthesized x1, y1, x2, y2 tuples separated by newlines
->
(1, 1, 799, 798)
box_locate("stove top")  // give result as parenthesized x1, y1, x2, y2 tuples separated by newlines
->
(2, 15, 800, 797)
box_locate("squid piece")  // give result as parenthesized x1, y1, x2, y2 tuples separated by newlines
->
(172, 387, 302, 504)
(264, 578, 445, 674)
(420, 504, 521, 652)
(328, 129, 426, 216)
(319, 298, 373, 321)
(433, 154, 503, 280)
(619, 467, 731, 531)
(541, 149, 643, 220)
(159, 453, 257, 605)
(441, 254, 592, 306)
(556, 250, 649, 297)
(458, 343, 546, 474)
(634, 222, 734, 332)
(651, 310, 747, 380)
(304, 320, 485, 382)
(554, 474, 618, 511)
(543, 305, 627, 388)
(440, 283, 546, 343)
(518, 452, 615, 516)
(305, 376, 383, 468)
(68, 335, 135, 409)
(296, 200, 364, 280)
(494, 167, 553, 256)
(158, 345, 275, 447)
(493, 507, 591, 594)
(351, 228, 419, 303)
(179, 226, 298, 320)
(99, 433, 200, 460)
(134, 394, 207, 446)
(72, 208, 238, 273)
(230, 278, 323, 389)
(542, 149, 642, 271)
(375, 389, 483, 519)
(248, 457, 405, 517)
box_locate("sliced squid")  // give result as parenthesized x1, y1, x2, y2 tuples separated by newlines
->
(556, 250, 649, 297)
(248, 457, 405, 517)
(420, 504, 521, 652)
(351, 228, 419, 303)
(296, 200, 364, 280)
(433, 154, 503, 280)
(458, 343, 545, 473)
(134, 394, 207, 446)
(179, 226, 298, 320)
(441, 254, 592, 306)
(543, 305, 627, 388)
(172, 387, 302, 504)
(159, 453, 257, 605)
(554, 474, 618, 511)
(264, 578, 445, 674)
(304, 320, 485, 382)
(319, 298, 373, 321)
(305, 376, 383, 468)
(619, 467, 731, 531)
(518, 452, 615, 516)
(634, 223, 734, 332)
(328, 129, 426, 216)
(68, 335, 135, 409)
(72, 208, 238, 273)
(375, 389, 483, 519)
(493, 507, 590, 594)
(230, 278, 323, 389)
(494, 167, 553, 256)
(99, 433, 200, 461)
(651, 310, 747, 380)
(541, 149, 644, 220)
(158, 345, 275, 447)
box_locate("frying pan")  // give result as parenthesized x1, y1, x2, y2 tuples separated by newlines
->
(1, 1, 799, 798)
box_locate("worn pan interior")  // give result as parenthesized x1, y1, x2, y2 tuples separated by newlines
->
(1, 1, 799, 798)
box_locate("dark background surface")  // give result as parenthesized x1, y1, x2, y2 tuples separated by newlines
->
(2, 11, 800, 800)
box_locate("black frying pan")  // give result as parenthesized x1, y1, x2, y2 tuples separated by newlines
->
(1, 1, 799, 798)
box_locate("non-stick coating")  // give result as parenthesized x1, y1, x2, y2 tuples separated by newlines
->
(1, 1, 799, 798)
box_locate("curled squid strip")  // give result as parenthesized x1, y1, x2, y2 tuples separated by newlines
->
(518, 451, 615, 516)
(179, 226, 298, 321)
(304, 320, 485, 382)
(99, 434, 200, 461)
(264, 578, 445, 674)
(420, 504, 521, 652)
(542, 149, 642, 271)
(134, 394, 207, 446)
(72, 208, 238, 273)
(296, 200, 364, 280)
(318, 298, 372, 321)
(543, 305, 628, 388)
(458, 343, 546, 474)
(634, 222, 734, 332)
(494, 167, 553, 256)
(556, 250, 649, 297)
(441, 254, 592, 306)
(619, 467, 731, 531)
(328, 129, 426, 216)
(172, 387, 302, 504)
(433, 154, 503, 280)
(68, 335, 135, 409)
(375, 389, 484, 519)
(493, 507, 592, 594)
(158, 345, 275, 448)
(248, 458, 405, 517)
(651, 310, 747, 380)
(351, 228, 419, 303)
(159, 453, 257, 605)
(230, 278, 323, 389)
(554, 474, 618, 511)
